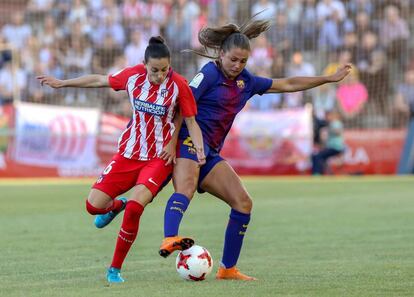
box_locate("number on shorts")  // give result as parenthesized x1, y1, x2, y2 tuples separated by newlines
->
(103, 161, 116, 175)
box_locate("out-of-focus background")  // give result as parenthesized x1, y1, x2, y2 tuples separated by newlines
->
(1, 0, 414, 177)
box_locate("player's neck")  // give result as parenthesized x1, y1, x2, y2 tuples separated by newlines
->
(215, 60, 235, 80)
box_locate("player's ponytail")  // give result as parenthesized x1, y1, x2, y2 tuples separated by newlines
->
(185, 12, 272, 59)
(144, 36, 171, 62)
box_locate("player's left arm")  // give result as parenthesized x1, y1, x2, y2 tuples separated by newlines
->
(266, 64, 352, 93)
(176, 75, 206, 165)
(184, 116, 205, 165)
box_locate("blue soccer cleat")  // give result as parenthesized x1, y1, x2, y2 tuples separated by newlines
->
(94, 197, 127, 229)
(107, 267, 125, 283)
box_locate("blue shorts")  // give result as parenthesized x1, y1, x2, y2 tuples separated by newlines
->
(177, 136, 224, 193)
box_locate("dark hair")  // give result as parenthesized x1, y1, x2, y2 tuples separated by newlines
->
(144, 36, 170, 62)
(186, 14, 272, 59)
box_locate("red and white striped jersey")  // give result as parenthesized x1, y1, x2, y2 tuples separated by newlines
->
(108, 64, 197, 160)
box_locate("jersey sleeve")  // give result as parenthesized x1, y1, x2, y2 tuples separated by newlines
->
(251, 75, 273, 96)
(176, 77, 197, 117)
(188, 66, 215, 101)
(108, 65, 141, 91)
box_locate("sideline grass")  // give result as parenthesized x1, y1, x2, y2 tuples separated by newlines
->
(1, 177, 413, 297)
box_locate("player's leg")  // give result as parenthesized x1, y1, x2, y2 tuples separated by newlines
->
(107, 184, 152, 283)
(87, 155, 134, 228)
(200, 160, 256, 281)
(160, 138, 201, 257)
(108, 158, 172, 283)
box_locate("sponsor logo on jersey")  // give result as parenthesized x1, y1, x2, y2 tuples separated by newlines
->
(134, 99, 167, 116)
(236, 80, 245, 89)
(189, 73, 204, 88)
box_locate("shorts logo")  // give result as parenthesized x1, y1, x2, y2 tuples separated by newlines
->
(183, 137, 196, 155)
(134, 99, 167, 116)
(148, 177, 158, 186)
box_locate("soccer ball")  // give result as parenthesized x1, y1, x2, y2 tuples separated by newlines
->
(176, 245, 213, 281)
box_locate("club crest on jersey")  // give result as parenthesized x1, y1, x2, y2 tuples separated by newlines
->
(134, 99, 167, 116)
(236, 80, 245, 89)
(160, 89, 168, 98)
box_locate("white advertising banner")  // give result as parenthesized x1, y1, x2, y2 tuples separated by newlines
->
(12, 102, 100, 172)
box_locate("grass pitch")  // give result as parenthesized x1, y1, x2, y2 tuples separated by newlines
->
(1, 176, 413, 297)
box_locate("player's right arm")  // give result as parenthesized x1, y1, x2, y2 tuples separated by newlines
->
(37, 74, 109, 88)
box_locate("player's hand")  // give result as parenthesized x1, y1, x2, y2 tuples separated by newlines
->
(37, 75, 65, 88)
(196, 148, 206, 166)
(160, 143, 176, 166)
(328, 64, 352, 82)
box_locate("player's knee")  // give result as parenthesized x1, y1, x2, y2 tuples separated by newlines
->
(175, 177, 197, 199)
(85, 199, 106, 215)
(232, 193, 253, 213)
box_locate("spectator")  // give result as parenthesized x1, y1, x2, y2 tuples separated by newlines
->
(38, 16, 63, 47)
(279, 0, 303, 26)
(26, 0, 54, 24)
(318, 9, 344, 51)
(311, 110, 346, 174)
(356, 31, 381, 69)
(177, 0, 201, 21)
(165, 8, 192, 75)
(378, 5, 410, 67)
(0, 60, 27, 104)
(92, 34, 123, 74)
(124, 31, 146, 67)
(359, 49, 390, 116)
(347, 0, 374, 16)
(336, 70, 368, 120)
(394, 69, 414, 127)
(312, 83, 337, 123)
(251, 0, 278, 20)
(340, 31, 358, 62)
(92, 14, 125, 48)
(301, 0, 318, 50)
(267, 11, 297, 59)
(247, 35, 273, 75)
(61, 37, 93, 103)
(122, 0, 147, 28)
(354, 11, 375, 41)
(395, 69, 414, 173)
(1, 12, 32, 50)
(316, 0, 347, 23)
(284, 51, 316, 108)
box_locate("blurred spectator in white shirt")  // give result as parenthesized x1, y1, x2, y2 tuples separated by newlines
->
(1, 12, 32, 50)
(251, 0, 278, 19)
(316, 0, 346, 22)
(124, 31, 146, 66)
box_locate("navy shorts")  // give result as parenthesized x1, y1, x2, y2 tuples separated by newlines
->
(177, 136, 224, 193)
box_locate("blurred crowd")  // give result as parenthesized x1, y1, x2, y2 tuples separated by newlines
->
(0, 0, 413, 128)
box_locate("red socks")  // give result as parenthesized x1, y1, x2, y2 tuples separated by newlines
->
(85, 199, 124, 215)
(110, 200, 144, 269)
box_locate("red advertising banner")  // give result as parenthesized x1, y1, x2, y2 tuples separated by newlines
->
(329, 130, 405, 175)
(220, 109, 405, 175)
